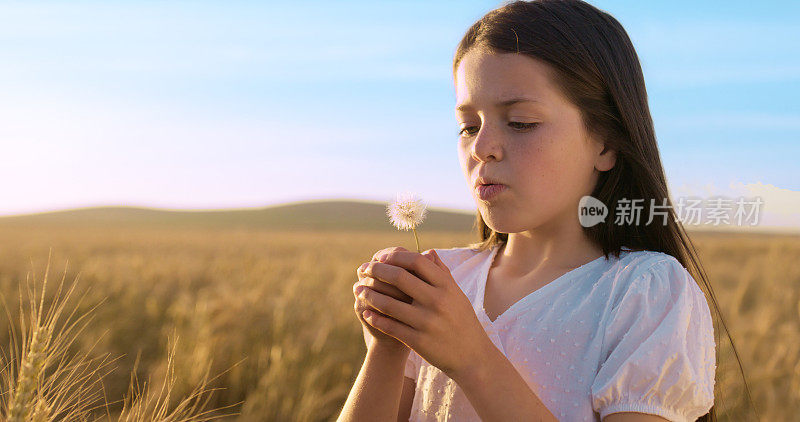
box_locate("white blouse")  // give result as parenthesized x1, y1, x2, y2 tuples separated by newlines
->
(362, 242, 716, 421)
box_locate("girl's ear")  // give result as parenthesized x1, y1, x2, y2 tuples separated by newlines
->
(595, 144, 617, 172)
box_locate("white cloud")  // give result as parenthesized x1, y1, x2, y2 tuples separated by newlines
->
(670, 180, 800, 231)
(730, 181, 800, 217)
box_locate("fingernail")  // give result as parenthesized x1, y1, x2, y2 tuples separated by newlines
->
(378, 253, 388, 262)
(360, 262, 368, 271)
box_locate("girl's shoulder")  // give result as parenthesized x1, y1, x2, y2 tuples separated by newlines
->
(431, 245, 487, 273)
(603, 248, 707, 312)
(591, 249, 716, 421)
(610, 248, 686, 281)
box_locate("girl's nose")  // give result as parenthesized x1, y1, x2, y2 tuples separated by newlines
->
(471, 124, 503, 162)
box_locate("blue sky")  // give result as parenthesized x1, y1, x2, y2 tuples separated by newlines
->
(0, 1, 798, 230)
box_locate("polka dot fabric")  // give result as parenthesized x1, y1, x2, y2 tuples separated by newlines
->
(361, 242, 715, 421)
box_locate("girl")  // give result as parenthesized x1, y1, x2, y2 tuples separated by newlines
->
(340, 0, 751, 421)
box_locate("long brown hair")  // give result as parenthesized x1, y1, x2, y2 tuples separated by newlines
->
(452, 1, 757, 420)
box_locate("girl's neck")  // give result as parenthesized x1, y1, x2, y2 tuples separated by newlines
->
(494, 224, 603, 279)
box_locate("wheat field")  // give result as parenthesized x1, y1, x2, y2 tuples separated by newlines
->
(0, 222, 796, 421)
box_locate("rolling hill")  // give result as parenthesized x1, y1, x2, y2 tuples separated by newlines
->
(1, 199, 794, 236)
(0, 200, 478, 232)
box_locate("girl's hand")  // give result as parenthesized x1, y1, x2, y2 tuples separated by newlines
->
(358, 249, 494, 379)
(353, 247, 435, 354)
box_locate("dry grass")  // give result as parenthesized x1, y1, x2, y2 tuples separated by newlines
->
(0, 225, 795, 421)
(0, 249, 241, 421)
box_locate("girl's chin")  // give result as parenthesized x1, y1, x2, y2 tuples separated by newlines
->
(481, 209, 537, 233)
(480, 213, 511, 232)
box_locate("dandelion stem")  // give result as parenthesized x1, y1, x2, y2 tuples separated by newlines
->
(412, 228, 421, 253)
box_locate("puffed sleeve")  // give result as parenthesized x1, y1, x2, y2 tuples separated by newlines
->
(362, 324, 421, 381)
(591, 256, 716, 422)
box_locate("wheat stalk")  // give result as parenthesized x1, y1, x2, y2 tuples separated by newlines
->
(117, 328, 243, 422)
(0, 248, 242, 421)
(2, 249, 115, 421)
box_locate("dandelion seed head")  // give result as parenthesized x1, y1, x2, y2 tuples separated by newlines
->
(386, 191, 427, 231)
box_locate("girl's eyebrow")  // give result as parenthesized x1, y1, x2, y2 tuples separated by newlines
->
(455, 96, 541, 112)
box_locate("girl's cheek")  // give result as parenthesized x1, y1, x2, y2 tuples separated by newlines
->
(515, 144, 550, 172)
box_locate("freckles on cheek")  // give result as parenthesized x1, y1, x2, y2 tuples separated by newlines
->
(536, 140, 574, 171)
(522, 151, 571, 198)
(519, 144, 554, 173)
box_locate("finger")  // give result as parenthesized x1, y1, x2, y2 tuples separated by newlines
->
(357, 247, 408, 277)
(371, 246, 409, 262)
(358, 286, 427, 330)
(353, 287, 391, 322)
(355, 277, 411, 303)
(357, 261, 374, 278)
(362, 277, 412, 303)
(423, 249, 448, 272)
(377, 250, 448, 288)
(363, 260, 436, 305)
(362, 308, 418, 348)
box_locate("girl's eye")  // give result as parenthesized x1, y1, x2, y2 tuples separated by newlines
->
(457, 122, 539, 138)
(508, 121, 539, 131)
(458, 126, 479, 137)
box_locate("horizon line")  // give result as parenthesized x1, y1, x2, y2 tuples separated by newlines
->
(0, 199, 797, 235)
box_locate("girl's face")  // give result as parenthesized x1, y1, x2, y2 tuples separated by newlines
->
(455, 48, 616, 234)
